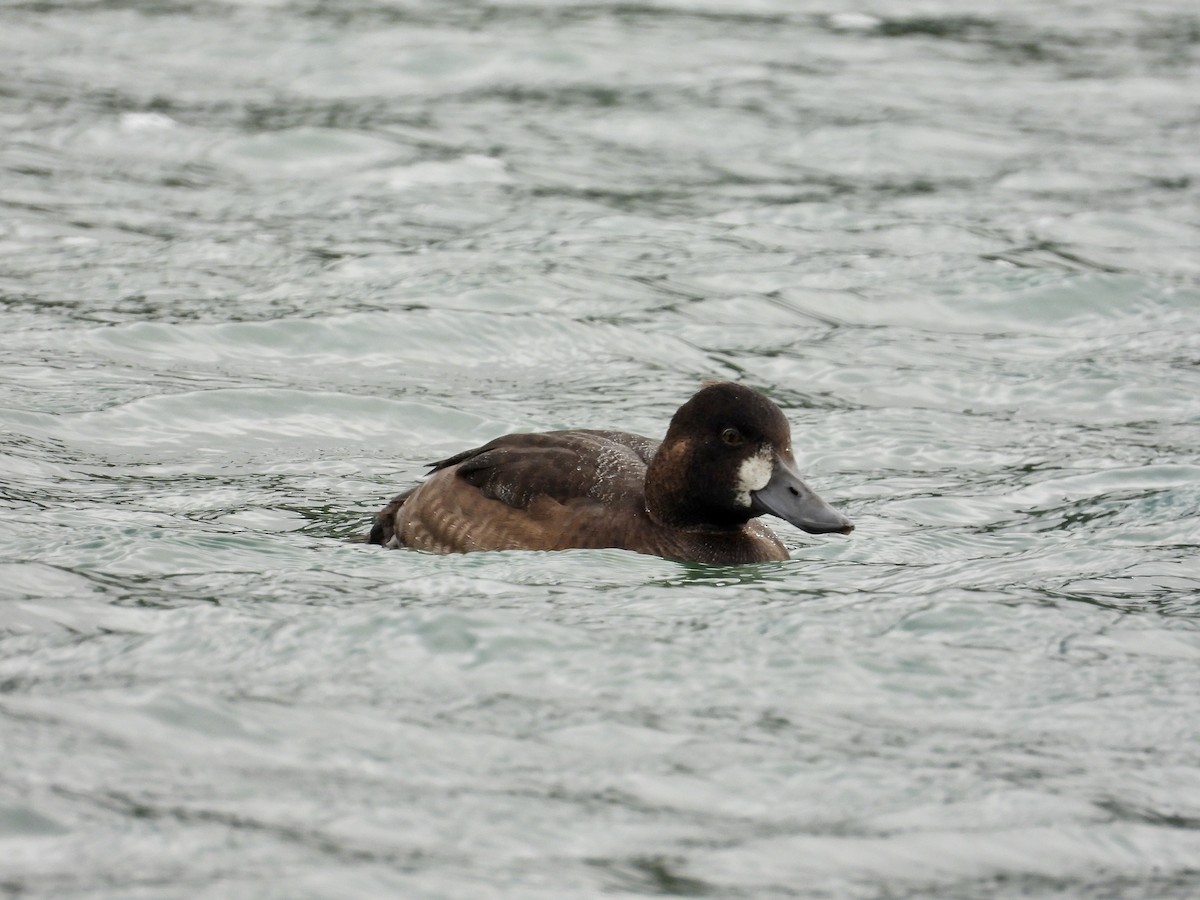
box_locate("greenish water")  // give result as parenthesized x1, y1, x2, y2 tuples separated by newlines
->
(2, 1, 1199, 897)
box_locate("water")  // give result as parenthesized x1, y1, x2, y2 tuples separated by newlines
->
(2, 0, 1199, 896)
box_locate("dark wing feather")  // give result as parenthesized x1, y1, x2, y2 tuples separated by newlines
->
(435, 429, 659, 511)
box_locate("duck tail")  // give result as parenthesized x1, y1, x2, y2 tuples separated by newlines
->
(366, 489, 414, 546)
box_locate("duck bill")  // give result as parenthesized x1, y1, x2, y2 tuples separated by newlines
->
(750, 458, 854, 535)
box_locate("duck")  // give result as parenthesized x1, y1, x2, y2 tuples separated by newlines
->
(367, 381, 853, 564)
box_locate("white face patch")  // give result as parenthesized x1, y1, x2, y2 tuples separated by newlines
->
(734, 446, 774, 507)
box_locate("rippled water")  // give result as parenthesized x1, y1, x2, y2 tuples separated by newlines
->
(3, 1, 1200, 897)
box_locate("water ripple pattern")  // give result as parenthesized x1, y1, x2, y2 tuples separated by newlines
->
(2, 0, 1199, 897)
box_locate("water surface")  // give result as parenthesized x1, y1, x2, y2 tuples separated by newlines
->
(2, 1, 1199, 897)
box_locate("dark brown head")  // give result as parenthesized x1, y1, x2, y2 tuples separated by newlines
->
(644, 382, 853, 536)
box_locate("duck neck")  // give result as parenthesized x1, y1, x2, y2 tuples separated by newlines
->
(645, 439, 748, 532)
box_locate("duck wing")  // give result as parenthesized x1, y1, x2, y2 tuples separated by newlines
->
(435, 429, 659, 510)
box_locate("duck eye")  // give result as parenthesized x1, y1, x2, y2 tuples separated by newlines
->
(721, 427, 743, 446)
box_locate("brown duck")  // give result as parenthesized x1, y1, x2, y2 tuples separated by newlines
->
(368, 382, 853, 564)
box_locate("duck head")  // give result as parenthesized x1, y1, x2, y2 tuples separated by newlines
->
(645, 382, 854, 536)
